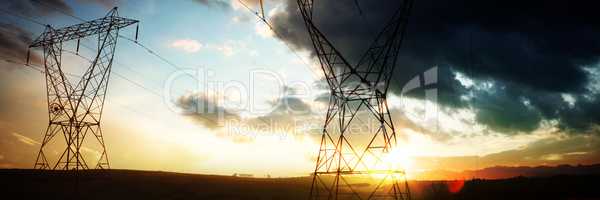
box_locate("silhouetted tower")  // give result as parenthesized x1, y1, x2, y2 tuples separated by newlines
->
(298, 0, 414, 199)
(29, 8, 138, 170)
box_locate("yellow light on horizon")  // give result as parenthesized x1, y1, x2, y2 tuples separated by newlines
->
(383, 147, 414, 173)
(363, 146, 416, 180)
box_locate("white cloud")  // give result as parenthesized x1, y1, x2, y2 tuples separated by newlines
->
(455, 72, 474, 88)
(11, 132, 39, 146)
(561, 93, 576, 108)
(583, 65, 600, 101)
(208, 40, 249, 57)
(169, 39, 203, 53)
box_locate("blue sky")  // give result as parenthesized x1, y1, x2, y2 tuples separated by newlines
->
(0, 0, 324, 176)
(1, 0, 599, 179)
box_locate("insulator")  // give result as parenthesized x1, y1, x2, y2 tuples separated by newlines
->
(135, 24, 139, 43)
(26, 48, 30, 65)
(76, 39, 80, 55)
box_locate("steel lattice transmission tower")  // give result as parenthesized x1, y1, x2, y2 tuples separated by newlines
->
(298, 0, 414, 199)
(29, 8, 138, 170)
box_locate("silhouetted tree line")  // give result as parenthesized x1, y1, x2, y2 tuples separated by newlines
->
(420, 175, 600, 200)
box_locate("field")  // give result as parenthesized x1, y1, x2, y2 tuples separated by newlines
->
(1, 169, 599, 200)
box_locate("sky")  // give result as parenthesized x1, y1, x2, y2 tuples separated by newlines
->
(0, 0, 599, 179)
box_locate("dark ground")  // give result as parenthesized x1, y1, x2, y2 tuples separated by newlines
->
(0, 169, 599, 200)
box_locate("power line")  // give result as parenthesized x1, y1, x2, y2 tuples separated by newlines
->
(27, 0, 188, 74)
(31, 0, 315, 84)
(0, 8, 47, 26)
(62, 48, 164, 97)
(236, 0, 318, 77)
(76, 38, 156, 84)
(27, 0, 158, 82)
(3, 49, 163, 100)
(64, 46, 227, 125)
(3, 11, 180, 141)
(353, 0, 364, 16)
(20, 2, 274, 126)
(1, 55, 167, 124)
(30, 0, 308, 80)
(0, 57, 43, 73)
(118, 35, 183, 71)
(3, 4, 168, 99)
(31, 0, 87, 22)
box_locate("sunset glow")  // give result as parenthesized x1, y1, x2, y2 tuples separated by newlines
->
(0, 0, 598, 182)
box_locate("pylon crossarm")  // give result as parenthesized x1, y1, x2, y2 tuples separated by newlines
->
(30, 16, 138, 48)
(356, 0, 414, 93)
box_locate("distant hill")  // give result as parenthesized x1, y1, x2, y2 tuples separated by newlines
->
(0, 169, 311, 200)
(0, 168, 599, 200)
(414, 163, 600, 180)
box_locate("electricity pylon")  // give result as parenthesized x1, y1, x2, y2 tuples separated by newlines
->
(297, 0, 414, 199)
(29, 8, 138, 170)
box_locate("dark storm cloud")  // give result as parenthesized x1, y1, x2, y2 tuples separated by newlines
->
(1, 0, 114, 68)
(0, 0, 75, 67)
(75, 0, 115, 8)
(0, 24, 41, 67)
(2, 0, 74, 16)
(470, 82, 543, 133)
(1, 0, 119, 21)
(272, 0, 600, 92)
(270, 0, 600, 133)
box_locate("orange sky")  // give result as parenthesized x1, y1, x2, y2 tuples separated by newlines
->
(1, 0, 599, 180)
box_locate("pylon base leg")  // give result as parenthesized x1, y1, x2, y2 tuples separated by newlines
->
(310, 171, 410, 200)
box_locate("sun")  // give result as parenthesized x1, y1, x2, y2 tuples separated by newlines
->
(382, 147, 414, 172)
(366, 146, 415, 179)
